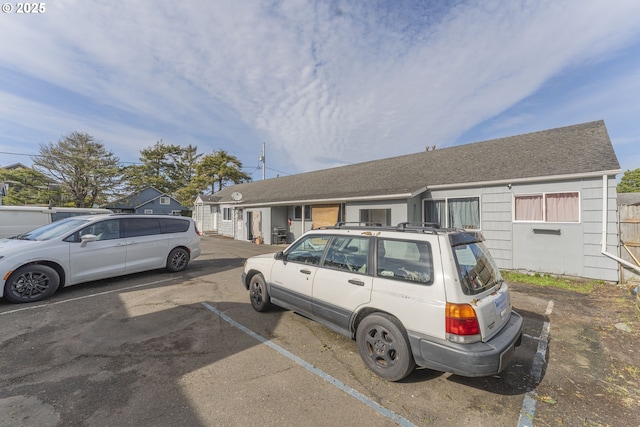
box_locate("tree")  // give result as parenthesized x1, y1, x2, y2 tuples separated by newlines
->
(32, 132, 122, 207)
(122, 140, 184, 195)
(617, 168, 640, 193)
(194, 150, 251, 194)
(0, 166, 60, 206)
(173, 145, 203, 205)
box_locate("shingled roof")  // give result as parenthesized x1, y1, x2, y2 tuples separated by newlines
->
(210, 120, 620, 206)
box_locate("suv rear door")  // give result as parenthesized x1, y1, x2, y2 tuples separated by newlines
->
(370, 236, 447, 338)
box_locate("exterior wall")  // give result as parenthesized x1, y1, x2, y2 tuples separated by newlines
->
(425, 177, 618, 282)
(217, 204, 235, 238)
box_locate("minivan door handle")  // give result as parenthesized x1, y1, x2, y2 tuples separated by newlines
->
(300, 269, 312, 275)
(348, 279, 365, 286)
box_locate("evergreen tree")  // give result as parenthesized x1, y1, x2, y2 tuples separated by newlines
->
(617, 168, 640, 193)
(32, 132, 121, 207)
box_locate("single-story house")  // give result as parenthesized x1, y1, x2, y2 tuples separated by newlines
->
(194, 120, 623, 282)
(106, 187, 184, 215)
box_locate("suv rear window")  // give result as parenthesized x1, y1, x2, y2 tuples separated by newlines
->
(452, 241, 502, 295)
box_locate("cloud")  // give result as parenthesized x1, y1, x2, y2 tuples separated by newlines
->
(1, 0, 640, 175)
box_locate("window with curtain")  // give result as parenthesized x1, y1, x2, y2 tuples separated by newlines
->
(424, 197, 480, 230)
(545, 192, 579, 222)
(514, 192, 579, 223)
(514, 195, 543, 221)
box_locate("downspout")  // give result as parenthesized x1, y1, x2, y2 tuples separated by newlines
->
(601, 175, 640, 274)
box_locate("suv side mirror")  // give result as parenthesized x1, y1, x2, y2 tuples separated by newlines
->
(274, 251, 286, 261)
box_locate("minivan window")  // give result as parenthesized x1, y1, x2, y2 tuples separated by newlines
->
(159, 218, 189, 233)
(18, 218, 91, 241)
(123, 218, 161, 237)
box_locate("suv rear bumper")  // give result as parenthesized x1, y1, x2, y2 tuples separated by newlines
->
(408, 311, 524, 377)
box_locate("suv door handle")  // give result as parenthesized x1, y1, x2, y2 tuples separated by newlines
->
(300, 269, 312, 275)
(348, 279, 365, 286)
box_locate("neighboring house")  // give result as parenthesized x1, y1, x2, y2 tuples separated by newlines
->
(106, 187, 184, 215)
(197, 120, 622, 282)
(193, 194, 221, 234)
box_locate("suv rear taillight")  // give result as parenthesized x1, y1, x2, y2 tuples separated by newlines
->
(446, 302, 481, 343)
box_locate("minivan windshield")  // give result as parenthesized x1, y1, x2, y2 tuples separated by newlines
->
(13, 218, 90, 241)
(452, 240, 503, 295)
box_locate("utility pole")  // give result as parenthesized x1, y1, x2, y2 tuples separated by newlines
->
(259, 142, 266, 180)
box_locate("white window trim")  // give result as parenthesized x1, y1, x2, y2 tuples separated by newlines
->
(159, 197, 170, 205)
(222, 207, 233, 222)
(512, 191, 581, 224)
(144, 209, 153, 214)
(423, 196, 481, 231)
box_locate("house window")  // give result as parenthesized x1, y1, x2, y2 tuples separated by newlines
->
(171, 210, 182, 216)
(223, 207, 233, 221)
(144, 209, 153, 214)
(294, 205, 311, 220)
(359, 209, 391, 226)
(514, 192, 579, 223)
(159, 197, 170, 205)
(424, 197, 480, 230)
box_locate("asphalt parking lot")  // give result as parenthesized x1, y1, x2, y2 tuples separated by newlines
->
(1, 235, 637, 427)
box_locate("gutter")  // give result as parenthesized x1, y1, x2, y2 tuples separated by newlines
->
(428, 169, 622, 191)
(220, 190, 423, 208)
(601, 174, 640, 274)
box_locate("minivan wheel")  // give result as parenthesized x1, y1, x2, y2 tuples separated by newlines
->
(356, 313, 415, 381)
(249, 274, 271, 312)
(4, 264, 60, 303)
(166, 248, 190, 272)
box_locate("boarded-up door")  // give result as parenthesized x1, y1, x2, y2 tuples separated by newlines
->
(312, 205, 340, 228)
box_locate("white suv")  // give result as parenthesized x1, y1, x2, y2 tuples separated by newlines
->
(242, 222, 523, 381)
(1, 214, 201, 303)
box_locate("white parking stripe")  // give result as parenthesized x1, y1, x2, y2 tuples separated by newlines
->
(517, 300, 553, 427)
(201, 302, 417, 427)
(0, 278, 176, 315)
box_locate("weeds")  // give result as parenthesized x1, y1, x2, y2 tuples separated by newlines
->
(501, 270, 599, 293)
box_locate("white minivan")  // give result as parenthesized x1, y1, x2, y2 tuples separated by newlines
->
(0, 214, 201, 303)
(0, 206, 113, 239)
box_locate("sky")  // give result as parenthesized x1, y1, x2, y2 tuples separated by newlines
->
(1, 0, 639, 182)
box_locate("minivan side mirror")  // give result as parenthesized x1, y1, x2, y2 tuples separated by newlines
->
(80, 234, 98, 247)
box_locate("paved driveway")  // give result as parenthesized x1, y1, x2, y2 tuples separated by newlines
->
(1, 235, 636, 426)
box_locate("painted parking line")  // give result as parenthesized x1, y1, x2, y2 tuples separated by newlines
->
(0, 278, 176, 316)
(201, 302, 416, 427)
(518, 300, 554, 427)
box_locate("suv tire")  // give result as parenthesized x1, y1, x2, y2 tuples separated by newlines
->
(249, 273, 272, 312)
(356, 313, 415, 381)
